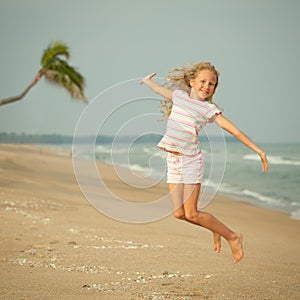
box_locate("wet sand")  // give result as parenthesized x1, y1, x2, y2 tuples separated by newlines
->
(0, 144, 299, 299)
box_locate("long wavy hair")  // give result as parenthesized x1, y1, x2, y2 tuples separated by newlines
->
(160, 62, 220, 119)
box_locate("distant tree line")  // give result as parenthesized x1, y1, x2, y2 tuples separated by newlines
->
(0, 133, 163, 144)
(0, 132, 73, 144)
(0, 132, 236, 144)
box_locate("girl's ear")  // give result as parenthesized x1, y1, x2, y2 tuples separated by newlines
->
(189, 78, 194, 87)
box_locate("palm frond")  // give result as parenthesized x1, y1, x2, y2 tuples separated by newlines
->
(44, 59, 87, 102)
(41, 41, 70, 68)
(58, 60, 85, 90)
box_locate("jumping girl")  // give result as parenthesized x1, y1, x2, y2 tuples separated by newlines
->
(140, 62, 268, 263)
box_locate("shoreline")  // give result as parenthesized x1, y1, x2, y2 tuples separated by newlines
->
(40, 142, 300, 221)
(0, 144, 299, 299)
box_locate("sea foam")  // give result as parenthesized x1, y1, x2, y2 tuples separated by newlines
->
(243, 154, 300, 166)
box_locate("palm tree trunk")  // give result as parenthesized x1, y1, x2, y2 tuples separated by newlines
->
(0, 70, 44, 106)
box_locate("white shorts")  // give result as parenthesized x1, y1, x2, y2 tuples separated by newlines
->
(166, 152, 204, 184)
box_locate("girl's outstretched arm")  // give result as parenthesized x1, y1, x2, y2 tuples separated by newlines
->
(214, 114, 268, 172)
(140, 72, 173, 100)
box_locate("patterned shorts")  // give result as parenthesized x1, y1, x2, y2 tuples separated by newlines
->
(166, 151, 204, 184)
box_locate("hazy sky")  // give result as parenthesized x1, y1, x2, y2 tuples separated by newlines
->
(0, 0, 299, 143)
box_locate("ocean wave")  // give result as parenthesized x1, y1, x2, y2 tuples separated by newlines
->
(204, 181, 285, 207)
(129, 164, 151, 174)
(241, 189, 284, 206)
(95, 145, 112, 154)
(96, 145, 133, 155)
(243, 154, 300, 166)
(290, 209, 300, 220)
(143, 147, 152, 154)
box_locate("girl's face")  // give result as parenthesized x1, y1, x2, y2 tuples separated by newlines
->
(189, 70, 217, 100)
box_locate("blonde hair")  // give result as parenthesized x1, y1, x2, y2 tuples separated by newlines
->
(160, 62, 220, 119)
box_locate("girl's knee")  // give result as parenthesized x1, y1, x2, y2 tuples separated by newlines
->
(173, 210, 186, 220)
(185, 210, 212, 224)
(185, 210, 202, 222)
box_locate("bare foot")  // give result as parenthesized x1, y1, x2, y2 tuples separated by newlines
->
(228, 232, 244, 263)
(213, 232, 221, 253)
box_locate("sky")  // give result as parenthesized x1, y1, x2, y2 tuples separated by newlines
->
(0, 0, 300, 143)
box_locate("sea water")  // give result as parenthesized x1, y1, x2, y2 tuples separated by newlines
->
(53, 141, 300, 220)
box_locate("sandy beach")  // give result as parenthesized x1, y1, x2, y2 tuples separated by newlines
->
(0, 144, 299, 300)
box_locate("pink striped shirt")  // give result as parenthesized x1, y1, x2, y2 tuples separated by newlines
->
(157, 90, 222, 155)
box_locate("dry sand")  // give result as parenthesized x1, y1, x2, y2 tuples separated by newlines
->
(0, 144, 299, 300)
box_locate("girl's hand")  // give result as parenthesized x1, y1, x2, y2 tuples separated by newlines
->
(140, 72, 157, 85)
(139, 72, 173, 99)
(259, 151, 268, 172)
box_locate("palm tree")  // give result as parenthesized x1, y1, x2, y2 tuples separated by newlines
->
(0, 41, 87, 106)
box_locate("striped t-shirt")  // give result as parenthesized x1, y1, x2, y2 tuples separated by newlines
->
(157, 90, 222, 156)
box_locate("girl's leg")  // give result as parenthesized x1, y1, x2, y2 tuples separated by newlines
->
(168, 183, 186, 219)
(213, 232, 221, 253)
(169, 183, 222, 255)
(182, 184, 244, 263)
